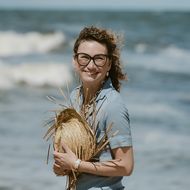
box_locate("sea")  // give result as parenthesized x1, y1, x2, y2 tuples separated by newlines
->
(0, 9, 190, 190)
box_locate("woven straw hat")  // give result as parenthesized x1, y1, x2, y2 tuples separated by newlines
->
(54, 108, 96, 161)
(44, 105, 115, 190)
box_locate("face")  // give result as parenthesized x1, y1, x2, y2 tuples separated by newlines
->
(73, 40, 111, 88)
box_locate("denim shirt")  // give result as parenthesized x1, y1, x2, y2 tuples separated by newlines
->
(70, 78, 132, 190)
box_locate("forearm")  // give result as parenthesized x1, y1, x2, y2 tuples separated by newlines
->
(78, 159, 131, 176)
(53, 146, 134, 177)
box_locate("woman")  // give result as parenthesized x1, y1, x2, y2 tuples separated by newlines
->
(53, 26, 134, 190)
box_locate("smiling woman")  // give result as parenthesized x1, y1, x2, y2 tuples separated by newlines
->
(1, 7, 189, 190)
(51, 26, 134, 190)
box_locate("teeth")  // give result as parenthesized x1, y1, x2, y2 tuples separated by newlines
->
(84, 71, 97, 75)
(87, 72, 96, 75)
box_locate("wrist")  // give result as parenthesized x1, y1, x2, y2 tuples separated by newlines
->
(73, 159, 81, 171)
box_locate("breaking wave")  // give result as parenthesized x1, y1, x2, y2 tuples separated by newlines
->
(0, 61, 72, 89)
(0, 31, 65, 57)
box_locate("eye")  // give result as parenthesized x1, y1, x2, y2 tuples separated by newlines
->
(95, 55, 106, 61)
(78, 54, 90, 60)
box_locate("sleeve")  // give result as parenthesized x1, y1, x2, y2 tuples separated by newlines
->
(105, 97, 133, 149)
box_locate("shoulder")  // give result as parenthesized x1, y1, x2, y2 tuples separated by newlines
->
(97, 78, 129, 116)
(104, 88, 127, 112)
(97, 87, 129, 127)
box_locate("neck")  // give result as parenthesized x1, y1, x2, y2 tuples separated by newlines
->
(82, 85, 99, 105)
(82, 80, 106, 105)
(81, 77, 108, 105)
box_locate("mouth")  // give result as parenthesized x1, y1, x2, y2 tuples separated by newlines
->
(85, 71, 98, 76)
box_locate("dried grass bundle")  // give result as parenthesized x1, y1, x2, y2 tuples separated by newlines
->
(54, 108, 96, 160)
(44, 94, 117, 190)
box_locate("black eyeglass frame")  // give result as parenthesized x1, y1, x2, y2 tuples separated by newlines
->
(74, 53, 110, 67)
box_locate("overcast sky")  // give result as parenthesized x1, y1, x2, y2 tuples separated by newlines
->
(0, 0, 190, 10)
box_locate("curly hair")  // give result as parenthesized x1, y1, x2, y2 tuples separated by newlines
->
(73, 26, 127, 92)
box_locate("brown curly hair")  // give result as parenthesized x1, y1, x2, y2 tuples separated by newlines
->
(73, 26, 127, 92)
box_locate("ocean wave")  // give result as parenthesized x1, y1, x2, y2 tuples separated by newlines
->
(130, 45, 190, 75)
(0, 31, 65, 57)
(132, 101, 185, 120)
(0, 61, 73, 89)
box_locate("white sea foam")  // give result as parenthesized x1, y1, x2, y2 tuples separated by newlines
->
(0, 31, 65, 56)
(132, 45, 190, 75)
(132, 102, 182, 120)
(135, 43, 148, 53)
(0, 61, 72, 89)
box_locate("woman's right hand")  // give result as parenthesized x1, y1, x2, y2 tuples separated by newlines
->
(53, 142, 78, 176)
(53, 161, 68, 176)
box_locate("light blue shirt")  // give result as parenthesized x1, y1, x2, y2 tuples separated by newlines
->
(70, 78, 132, 190)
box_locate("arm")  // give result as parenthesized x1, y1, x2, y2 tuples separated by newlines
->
(78, 146, 134, 176)
(54, 94, 134, 176)
(53, 142, 134, 177)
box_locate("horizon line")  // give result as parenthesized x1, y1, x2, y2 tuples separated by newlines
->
(0, 6, 190, 12)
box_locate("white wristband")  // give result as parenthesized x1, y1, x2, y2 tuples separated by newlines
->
(74, 159, 81, 171)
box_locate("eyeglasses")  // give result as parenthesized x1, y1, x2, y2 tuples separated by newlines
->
(74, 53, 109, 67)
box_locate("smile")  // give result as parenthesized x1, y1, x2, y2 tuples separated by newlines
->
(85, 71, 98, 76)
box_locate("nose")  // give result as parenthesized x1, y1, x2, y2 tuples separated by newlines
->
(86, 59, 96, 69)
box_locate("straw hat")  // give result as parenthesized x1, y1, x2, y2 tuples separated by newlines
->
(44, 105, 115, 190)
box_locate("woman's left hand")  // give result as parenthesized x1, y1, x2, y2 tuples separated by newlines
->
(53, 141, 78, 171)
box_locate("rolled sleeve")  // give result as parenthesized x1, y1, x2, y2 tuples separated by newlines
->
(105, 97, 132, 149)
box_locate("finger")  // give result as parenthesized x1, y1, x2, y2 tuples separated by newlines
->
(53, 165, 67, 176)
(53, 163, 61, 171)
(54, 143, 59, 152)
(54, 161, 63, 169)
(61, 141, 70, 153)
(53, 156, 60, 164)
(53, 157, 61, 164)
(53, 151, 62, 159)
(53, 151, 58, 157)
(53, 162, 61, 168)
(53, 152, 59, 160)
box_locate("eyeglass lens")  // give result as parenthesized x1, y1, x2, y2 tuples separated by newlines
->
(76, 53, 108, 67)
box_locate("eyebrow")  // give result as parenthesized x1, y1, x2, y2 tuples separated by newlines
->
(76, 52, 108, 56)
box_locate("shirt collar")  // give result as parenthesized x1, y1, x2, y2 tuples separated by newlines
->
(96, 78, 113, 102)
(75, 78, 114, 108)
